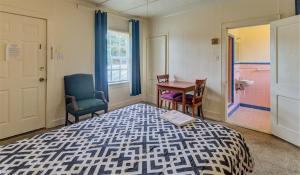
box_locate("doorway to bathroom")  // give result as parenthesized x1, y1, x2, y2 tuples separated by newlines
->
(227, 24, 271, 133)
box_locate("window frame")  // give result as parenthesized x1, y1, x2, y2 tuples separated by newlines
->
(107, 30, 130, 85)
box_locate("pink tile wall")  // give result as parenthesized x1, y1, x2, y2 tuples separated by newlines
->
(238, 64, 270, 108)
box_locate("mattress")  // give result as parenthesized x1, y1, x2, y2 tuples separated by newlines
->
(0, 103, 254, 175)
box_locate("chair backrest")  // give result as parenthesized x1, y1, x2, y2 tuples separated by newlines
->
(157, 74, 170, 95)
(193, 79, 207, 103)
(157, 74, 169, 83)
(64, 74, 95, 100)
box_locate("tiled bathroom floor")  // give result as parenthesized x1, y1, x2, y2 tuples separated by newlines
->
(228, 107, 271, 133)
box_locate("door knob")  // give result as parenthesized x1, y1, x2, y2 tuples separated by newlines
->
(39, 78, 45, 82)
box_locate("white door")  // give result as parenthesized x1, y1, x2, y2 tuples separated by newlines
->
(0, 12, 47, 139)
(146, 36, 168, 104)
(271, 15, 300, 147)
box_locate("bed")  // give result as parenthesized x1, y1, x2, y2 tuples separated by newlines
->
(0, 103, 254, 175)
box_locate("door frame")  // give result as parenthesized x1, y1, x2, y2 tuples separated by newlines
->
(145, 33, 169, 103)
(227, 34, 235, 107)
(221, 14, 280, 122)
(0, 10, 48, 128)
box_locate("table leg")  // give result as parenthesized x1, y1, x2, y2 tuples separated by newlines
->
(182, 91, 186, 113)
(172, 101, 176, 110)
(157, 86, 160, 107)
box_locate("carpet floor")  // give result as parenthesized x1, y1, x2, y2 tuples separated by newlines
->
(220, 122, 300, 175)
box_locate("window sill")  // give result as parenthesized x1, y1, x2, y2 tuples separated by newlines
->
(109, 81, 129, 89)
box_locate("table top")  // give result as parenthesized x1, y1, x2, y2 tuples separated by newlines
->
(157, 81, 195, 89)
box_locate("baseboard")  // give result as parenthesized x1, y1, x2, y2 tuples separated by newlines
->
(227, 120, 271, 134)
(228, 103, 270, 118)
(204, 110, 224, 122)
(239, 103, 270, 111)
(108, 97, 145, 111)
(48, 99, 224, 128)
(228, 104, 240, 117)
(48, 118, 65, 128)
(47, 97, 145, 128)
(145, 95, 156, 104)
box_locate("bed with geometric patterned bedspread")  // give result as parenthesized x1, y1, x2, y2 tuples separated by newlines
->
(0, 103, 254, 175)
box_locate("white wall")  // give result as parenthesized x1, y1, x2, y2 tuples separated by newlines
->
(0, 0, 148, 128)
(229, 25, 270, 62)
(149, 0, 295, 121)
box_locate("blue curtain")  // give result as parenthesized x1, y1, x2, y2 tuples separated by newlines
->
(95, 11, 109, 101)
(297, 0, 300, 15)
(130, 20, 141, 96)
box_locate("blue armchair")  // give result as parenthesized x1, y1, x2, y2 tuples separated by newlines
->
(64, 74, 108, 125)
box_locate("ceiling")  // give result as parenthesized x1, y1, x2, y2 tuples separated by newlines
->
(85, 0, 209, 18)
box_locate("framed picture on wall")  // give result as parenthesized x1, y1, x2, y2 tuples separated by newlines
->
(296, 0, 300, 15)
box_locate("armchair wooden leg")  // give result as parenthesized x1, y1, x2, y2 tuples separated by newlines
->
(197, 107, 200, 117)
(168, 102, 171, 110)
(104, 107, 108, 113)
(91, 113, 94, 118)
(75, 117, 79, 123)
(65, 112, 69, 126)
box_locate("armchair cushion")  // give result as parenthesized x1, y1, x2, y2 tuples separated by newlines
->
(77, 98, 105, 110)
(67, 98, 106, 116)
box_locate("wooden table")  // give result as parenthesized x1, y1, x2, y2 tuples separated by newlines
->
(157, 81, 195, 113)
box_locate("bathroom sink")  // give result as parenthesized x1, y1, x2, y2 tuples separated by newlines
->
(236, 79, 254, 87)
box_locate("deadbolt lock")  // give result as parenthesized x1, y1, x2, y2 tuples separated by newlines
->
(39, 78, 46, 82)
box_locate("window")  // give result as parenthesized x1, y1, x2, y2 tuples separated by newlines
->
(107, 31, 129, 84)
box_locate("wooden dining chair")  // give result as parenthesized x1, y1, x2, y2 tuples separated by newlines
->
(174, 79, 207, 119)
(157, 74, 181, 109)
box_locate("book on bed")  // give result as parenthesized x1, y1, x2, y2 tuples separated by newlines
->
(160, 110, 195, 126)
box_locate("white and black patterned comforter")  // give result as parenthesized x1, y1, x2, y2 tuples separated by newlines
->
(0, 103, 254, 175)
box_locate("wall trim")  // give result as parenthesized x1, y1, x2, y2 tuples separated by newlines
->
(228, 102, 234, 108)
(235, 62, 271, 65)
(228, 104, 240, 117)
(227, 103, 271, 119)
(240, 103, 271, 111)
